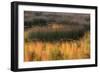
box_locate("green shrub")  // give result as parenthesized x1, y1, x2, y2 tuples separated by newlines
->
(32, 18, 47, 26)
(28, 29, 85, 41)
(24, 21, 32, 27)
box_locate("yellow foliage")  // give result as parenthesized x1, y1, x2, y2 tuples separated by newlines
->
(24, 32, 90, 62)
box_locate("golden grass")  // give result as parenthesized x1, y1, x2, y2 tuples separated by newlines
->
(24, 32, 90, 62)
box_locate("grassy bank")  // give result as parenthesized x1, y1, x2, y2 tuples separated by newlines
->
(24, 32, 90, 61)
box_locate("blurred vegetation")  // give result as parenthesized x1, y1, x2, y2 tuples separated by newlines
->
(32, 18, 47, 26)
(24, 11, 90, 61)
(24, 32, 90, 61)
(25, 29, 85, 42)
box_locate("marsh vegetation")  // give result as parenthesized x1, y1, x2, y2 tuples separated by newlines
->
(24, 11, 90, 61)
